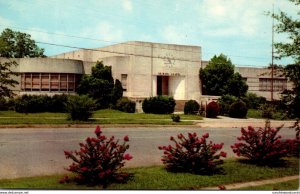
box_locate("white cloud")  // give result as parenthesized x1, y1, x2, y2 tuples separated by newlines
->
(160, 24, 199, 45)
(123, 0, 133, 12)
(27, 28, 52, 42)
(161, 25, 187, 44)
(197, 0, 277, 38)
(80, 21, 123, 42)
(0, 16, 14, 31)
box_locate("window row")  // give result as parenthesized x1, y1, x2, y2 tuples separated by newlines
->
(259, 78, 287, 92)
(21, 73, 81, 92)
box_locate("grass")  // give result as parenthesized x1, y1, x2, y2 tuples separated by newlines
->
(0, 109, 201, 125)
(0, 158, 298, 190)
(237, 179, 299, 190)
(247, 109, 286, 120)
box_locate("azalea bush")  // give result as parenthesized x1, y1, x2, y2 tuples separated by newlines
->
(158, 132, 226, 174)
(231, 125, 295, 165)
(61, 126, 133, 187)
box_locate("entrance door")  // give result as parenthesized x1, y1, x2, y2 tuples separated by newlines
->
(157, 76, 169, 96)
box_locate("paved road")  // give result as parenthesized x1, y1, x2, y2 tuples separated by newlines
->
(0, 127, 296, 179)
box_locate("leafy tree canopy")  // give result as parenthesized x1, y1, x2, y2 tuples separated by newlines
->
(0, 28, 45, 97)
(0, 61, 18, 98)
(272, 0, 300, 118)
(77, 61, 122, 109)
(0, 28, 45, 58)
(200, 54, 248, 97)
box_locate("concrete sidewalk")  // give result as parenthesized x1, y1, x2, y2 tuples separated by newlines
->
(201, 175, 299, 190)
(197, 116, 297, 128)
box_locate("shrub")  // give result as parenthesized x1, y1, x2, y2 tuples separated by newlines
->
(260, 103, 274, 119)
(6, 98, 15, 110)
(288, 120, 300, 157)
(15, 95, 45, 113)
(115, 97, 136, 113)
(158, 132, 226, 174)
(14, 94, 69, 113)
(206, 101, 219, 118)
(242, 93, 266, 109)
(171, 114, 180, 122)
(184, 100, 200, 115)
(218, 94, 237, 115)
(229, 100, 248, 118)
(62, 126, 132, 187)
(66, 95, 96, 121)
(231, 125, 295, 165)
(49, 94, 68, 112)
(0, 97, 8, 110)
(142, 96, 176, 114)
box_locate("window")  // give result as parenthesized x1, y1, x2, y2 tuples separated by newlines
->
(121, 74, 127, 91)
(41, 74, 50, 91)
(259, 78, 287, 92)
(21, 73, 81, 92)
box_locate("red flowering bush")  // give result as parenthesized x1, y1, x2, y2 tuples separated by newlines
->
(206, 101, 219, 118)
(288, 120, 300, 157)
(158, 132, 226, 174)
(231, 125, 295, 165)
(62, 126, 133, 186)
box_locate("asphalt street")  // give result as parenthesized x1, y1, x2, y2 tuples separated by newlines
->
(0, 126, 296, 179)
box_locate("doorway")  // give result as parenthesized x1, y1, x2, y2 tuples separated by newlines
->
(157, 76, 169, 96)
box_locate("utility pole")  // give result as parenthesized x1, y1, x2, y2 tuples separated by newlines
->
(271, 4, 274, 102)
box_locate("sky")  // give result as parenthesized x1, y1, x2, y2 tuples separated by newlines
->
(0, 0, 297, 67)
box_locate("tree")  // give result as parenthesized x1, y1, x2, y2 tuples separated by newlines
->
(0, 28, 45, 58)
(272, 0, 300, 118)
(227, 73, 248, 97)
(77, 61, 121, 109)
(200, 54, 248, 97)
(0, 28, 45, 97)
(111, 79, 123, 105)
(0, 61, 18, 98)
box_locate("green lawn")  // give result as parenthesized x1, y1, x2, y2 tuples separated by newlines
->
(237, 179, 299, 190)
(0, 109, 202, 125)
(247, 109, 286, 120)
(0, 158, 298, 190)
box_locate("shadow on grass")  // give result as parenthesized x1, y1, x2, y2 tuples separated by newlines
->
(236, 158, 291, 168)
(164, 166, 226, 176)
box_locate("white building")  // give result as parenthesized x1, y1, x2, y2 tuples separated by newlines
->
(1, 41, 293, 111)
(53, 41, 202, 110)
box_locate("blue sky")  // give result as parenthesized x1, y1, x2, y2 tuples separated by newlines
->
(0, 0, 297, 67)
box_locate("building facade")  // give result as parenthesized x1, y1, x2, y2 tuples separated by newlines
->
(1, 41, 293, 111)
(201, 61, 293, 101)
(53, 41, 202, 102)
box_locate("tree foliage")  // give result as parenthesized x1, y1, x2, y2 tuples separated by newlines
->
(272, 0, 300, 118)
(111, 79, 123, 105)
(200, 54, 248, 97)
(77, 61, 122, 109)
(0, 28, 45, 58)
(0, 28, 45, 97)
(0, 61, 19, 97)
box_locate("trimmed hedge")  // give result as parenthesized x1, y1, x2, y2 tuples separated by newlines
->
(206, 101, 219, 118)
(229, 101, 248, 118)
(142, 96, 176, 114)
(184, 100, 200, 115)
(218, 94, 237, 116)
(115, 97, 136, 113)
(14, 94, 69, 113)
